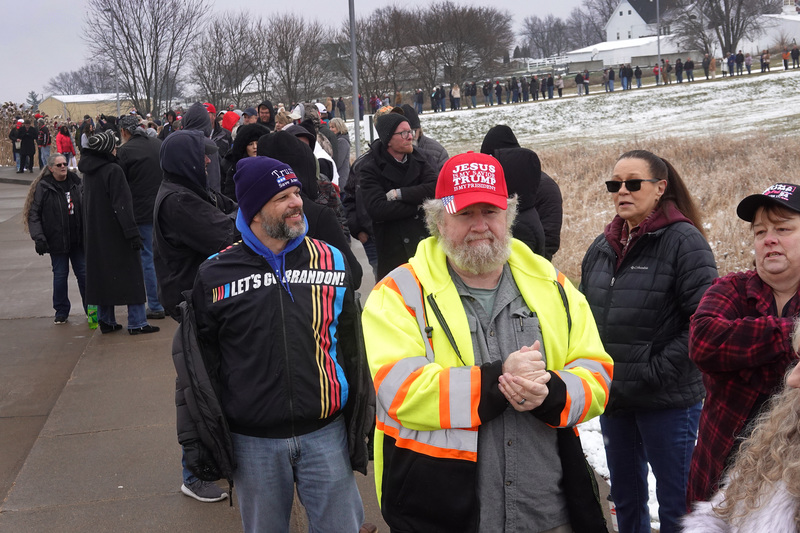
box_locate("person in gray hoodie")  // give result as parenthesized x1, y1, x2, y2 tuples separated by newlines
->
(182, 102, 222, 193)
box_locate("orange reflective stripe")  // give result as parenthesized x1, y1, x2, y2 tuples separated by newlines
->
(439, 370, 451, 429)
(554, 370, 572, 427)
(557, 270, 566, 286)
(388, 366, 425, 423)
(377, 419, 478, 462)
(373, 360, 396, 396)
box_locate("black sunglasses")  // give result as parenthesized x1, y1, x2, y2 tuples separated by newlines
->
(605, 178, 661, 193)
(54, 163, 68, 168)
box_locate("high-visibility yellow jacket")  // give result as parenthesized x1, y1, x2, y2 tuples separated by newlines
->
(362, 237, 613, 532)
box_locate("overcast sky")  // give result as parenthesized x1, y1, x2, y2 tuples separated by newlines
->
(4, 0, 584, 104)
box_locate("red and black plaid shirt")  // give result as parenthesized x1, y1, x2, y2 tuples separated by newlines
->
(687, 270, 799, 504)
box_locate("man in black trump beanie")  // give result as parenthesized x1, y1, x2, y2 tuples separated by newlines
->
(178, 153, 369, 531)
(357, 110, 437, 278)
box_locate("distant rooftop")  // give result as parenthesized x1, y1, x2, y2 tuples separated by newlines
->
(47, 93, 129, 103)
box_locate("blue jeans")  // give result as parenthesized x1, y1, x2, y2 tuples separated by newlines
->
(548, 86, 554, 99)
(231, 417, 363, 533)
(50, 248, 87, 319)
(98, 303, 147, 329)
(138, 224, 163, 313)
(601, 402, 701, 533)
(621, 76, 628, 90)
(415, 101, 423, 114)
(636, 77, 642, 88)
(608, 80, 615, 91)
(39, 145, 50, 168)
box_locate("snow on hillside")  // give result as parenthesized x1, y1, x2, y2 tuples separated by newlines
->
(356, 69, 800, 157)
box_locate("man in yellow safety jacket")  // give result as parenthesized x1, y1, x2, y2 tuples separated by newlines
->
(363, 151, 613, 533)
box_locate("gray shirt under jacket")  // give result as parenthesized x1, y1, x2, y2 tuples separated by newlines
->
(451, 264, 569, 533)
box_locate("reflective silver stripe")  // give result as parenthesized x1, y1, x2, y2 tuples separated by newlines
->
(565, 358, 612, 387)
(378, 401, 478, 455)
(387, 266, 435, 362)
(376, 356, 429, 406)
(447, 366, 477, 428)
(560, 371, 587, 426)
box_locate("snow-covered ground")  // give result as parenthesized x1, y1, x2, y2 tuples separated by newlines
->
(356, 69, 800, 156)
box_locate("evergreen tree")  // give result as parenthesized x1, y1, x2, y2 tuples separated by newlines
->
(26, 91, 41, 110)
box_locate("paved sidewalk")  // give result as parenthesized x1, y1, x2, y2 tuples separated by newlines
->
(0, 173, 384, 532)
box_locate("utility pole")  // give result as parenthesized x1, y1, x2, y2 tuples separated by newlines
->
(349, 0, 361, 158)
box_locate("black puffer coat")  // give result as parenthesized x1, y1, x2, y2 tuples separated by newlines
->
(580, 211, 717, 414)
(358, 140, 437, 278)
(27, 171, 83, 254)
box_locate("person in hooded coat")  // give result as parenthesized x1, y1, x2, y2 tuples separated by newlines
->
(183, 102, 223, 193)
(256, 100, 276, 131)
(257, 131, 362, 289)
(153, 129, 239, 320)
(80, 130, 158, 334)
(494, 148, 546, 257)
(480, 125, 563, 261)
(220, 123, 270, 201)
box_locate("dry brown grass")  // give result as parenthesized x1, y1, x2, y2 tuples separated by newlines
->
(540, 132, 800, 282)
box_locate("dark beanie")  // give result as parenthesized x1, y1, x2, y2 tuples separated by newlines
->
(400, 104, 420, 129)
(375, 113, 409, 146)
(234, 156, 303, 225)
(86, 131, 117, 154)
(480, 125, 520, 155)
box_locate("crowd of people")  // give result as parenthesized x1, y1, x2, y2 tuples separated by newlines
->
(14, 76, 800, 533)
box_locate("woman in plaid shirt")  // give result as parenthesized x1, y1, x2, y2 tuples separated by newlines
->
(688, 183, 800, 506)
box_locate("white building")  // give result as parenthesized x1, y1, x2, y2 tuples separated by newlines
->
(605, 0, 663, 42)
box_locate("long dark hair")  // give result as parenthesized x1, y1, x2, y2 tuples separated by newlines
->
(617, 149, 705, 237)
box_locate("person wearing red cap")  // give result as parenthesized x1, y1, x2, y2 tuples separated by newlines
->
(362, 151, 612, 533)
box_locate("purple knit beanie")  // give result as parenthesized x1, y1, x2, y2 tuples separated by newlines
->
(234, 156, 302, 224)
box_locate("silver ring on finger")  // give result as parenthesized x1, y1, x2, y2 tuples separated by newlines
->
(517, 398, 526, 405)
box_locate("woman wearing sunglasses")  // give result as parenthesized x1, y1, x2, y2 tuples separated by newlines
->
(579, 150, 718, 533)
(23, 153, 87, 324)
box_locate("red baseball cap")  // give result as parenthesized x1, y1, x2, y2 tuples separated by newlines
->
(203, 102, 217, 114)
(436, 152, 508, 214)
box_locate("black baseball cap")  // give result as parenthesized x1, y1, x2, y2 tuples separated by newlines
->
(736, 183, 800, 222)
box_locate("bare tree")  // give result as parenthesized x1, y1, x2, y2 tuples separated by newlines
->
(250, 17, 274, 104)
(565, 8, 604, 49)
(85, 0, 208, 116)
(665, 0, 781, 56)
(331, 12, 391, 100)
(522, 15, 571, 58)
(268, 14, 329, 105)
(431, 2, 513, 85)
(192, 11, 258, 110)
(44, 63, 116, 95)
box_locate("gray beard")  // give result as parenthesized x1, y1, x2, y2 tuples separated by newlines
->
(439, 229, 512, 275)
(261, 210, 304, 240)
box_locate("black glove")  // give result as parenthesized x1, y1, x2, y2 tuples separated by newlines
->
(183, 440, 221, 481)
(35, 239, 48, 255)
(129, 235, 143, 250)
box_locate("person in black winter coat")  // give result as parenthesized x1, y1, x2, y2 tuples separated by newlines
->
(117, 115, 165, 319)
(183, 102, 222, 193)
(153, 128, 237, 502)
(220, 123, 270, 200)
(80, 131, 159, 335)
(579, 150, 717, 533)
(153, 129, 239, 320)
(16, 120, 37, 173)
(24, 153, 87, 323)
(358, 113, 437, 279)
(257, 131, 363, 289)
(480, 125, 563, 260)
